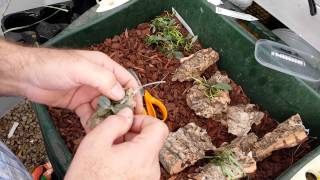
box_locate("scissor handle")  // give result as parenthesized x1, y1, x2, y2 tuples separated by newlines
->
(144, 90, 168, 122)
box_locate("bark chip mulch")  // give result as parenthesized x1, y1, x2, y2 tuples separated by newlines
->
(50, 20, 313, 180)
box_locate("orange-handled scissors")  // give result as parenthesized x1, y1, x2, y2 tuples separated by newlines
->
(144, 90, 168, 121)
(128, 69, 168, 122)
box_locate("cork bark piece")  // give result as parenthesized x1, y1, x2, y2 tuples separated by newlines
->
(193, 148, 256, 180)
(186, 72, 231, 118)
(253, 114, 308, 161)
(172, 48, 219, 82)
(193, 164, 226, 180)
(227, 104, 264, 136)
(193, 133, 259, 180)
(218, 133, 258, 153)
(159, 123, 215, 175)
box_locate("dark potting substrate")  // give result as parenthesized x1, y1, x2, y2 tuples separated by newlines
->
(49, 17, 314, 180)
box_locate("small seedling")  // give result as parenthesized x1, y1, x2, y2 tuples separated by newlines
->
(205, 150, 244, 179)
(184, 34, 198, 52)
(146, 12, 197, 59)
(87, 88, 136, 129)
(150, 15, 176, 33)
(87, 81, 166, 129)
(192, 77, 232, 100)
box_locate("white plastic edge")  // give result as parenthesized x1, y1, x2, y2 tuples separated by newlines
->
(207, 0, 223, 6)
(172, 7, 195, 37)
(7, 122, 19, 138)
(215, 7, 258, 21)
(291, 154, 320, 180)
(96, 0, 129, 13)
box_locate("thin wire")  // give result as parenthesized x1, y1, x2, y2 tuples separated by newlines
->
(141, 81, 166, 89)
(44, 5, 69, 12)
(3, 9, 61, 34)
(152, 73, 169, 90)
(1, 0, 11, 34)
(293, 143, 303, 155)
(133, 81, 166, 94)
(1, 0, 11, 17)
(293, 128, 311, 156)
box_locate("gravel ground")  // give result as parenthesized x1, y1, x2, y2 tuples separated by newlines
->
(0, 100, 48, 172)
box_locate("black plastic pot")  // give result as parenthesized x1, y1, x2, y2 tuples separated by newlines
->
(1, 12, 39, 32)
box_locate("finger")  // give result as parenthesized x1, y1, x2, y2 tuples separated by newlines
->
(76, 51, 138, 88)
(74, 103, 94, 133)
(124, 132, 138, 142)
(113, 136, 125, 144)
(67, 86, 100, 110)
(90, 96, 100, 110)
(129, 115, 169, 152)
(93, 108, 134, 145)
(76, 51, 145, 113)
(114, 131, 139, 144)
(105, 65, 144, 114)
(134, 94, 144, 114)
(72, 60, 125, 101)
(88, 87, 143, 114)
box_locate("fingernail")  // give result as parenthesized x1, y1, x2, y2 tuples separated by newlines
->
(118, 107, 133, 122)
(111, 83, 125, 99)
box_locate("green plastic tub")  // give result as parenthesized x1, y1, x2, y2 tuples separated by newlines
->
(32, 0, 320, 179)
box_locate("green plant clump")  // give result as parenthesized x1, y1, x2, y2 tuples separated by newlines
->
(192, 77, 232, 100)
(145, 12, 198, 59)
(206, 150, 244, 179)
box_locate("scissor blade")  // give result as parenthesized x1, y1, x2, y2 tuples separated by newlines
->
(127, 69, 145, 95)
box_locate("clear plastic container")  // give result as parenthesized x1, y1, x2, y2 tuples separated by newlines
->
(272, 28, 320, 58)
(255, 39, 320, 82)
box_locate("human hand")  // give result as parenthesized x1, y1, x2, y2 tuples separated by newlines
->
(15, 46, 144, 126)
(65, 108, 169, 180)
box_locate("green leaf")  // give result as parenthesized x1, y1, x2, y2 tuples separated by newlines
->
(173, 51, 184, 59)
(208, 150, 244, 179)
(111, 103, 131, 114)
(169, 19, 176, 26)
(96, 108, 110, 117)
(98, 96, 111, 109)
(166, 52, 174, 59)
(211, 83, 232, 91)
(145, 12, 197, 60)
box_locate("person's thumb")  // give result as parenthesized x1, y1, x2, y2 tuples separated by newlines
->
(93, 107, 134, 145)
(130, 115, 169, 153)
(72, 60, 125, 100)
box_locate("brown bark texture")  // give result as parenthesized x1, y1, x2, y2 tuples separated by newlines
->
(186, 71, 231, 118)
(253, 114, 308, 161)
(172, 48, 219, 82)
(160, 123, 215, 175)
(226, 104, 264, 136)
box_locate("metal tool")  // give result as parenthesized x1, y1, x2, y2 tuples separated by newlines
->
(128, 69, 168, 121)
